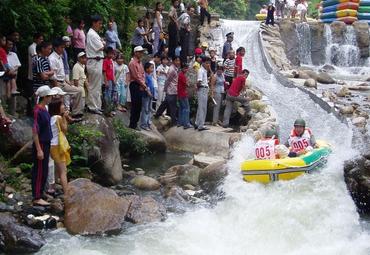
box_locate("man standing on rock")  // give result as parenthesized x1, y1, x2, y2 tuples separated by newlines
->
(195, 56, 211, 131)
(128, 46, 150, 130)
(222, 69, 251, 128)
(222, 32, 234, 60)
(86, 15, 105, 115)
(178, 6, 195, 64)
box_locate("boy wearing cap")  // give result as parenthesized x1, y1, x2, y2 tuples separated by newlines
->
(32, 86, 57, 206)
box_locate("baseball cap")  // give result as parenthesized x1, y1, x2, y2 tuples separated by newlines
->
(62, 36, 71, 42)
(194, 48, 203, 55)
(209, 47, 216, 52)
(134, 46, 145, 52)
(51, 86, 67, 96)
(35, 86, 58, 97)
(77, 51, 86, 58)
(226, 32, 234, 37)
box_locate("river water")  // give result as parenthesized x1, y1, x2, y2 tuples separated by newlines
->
(37, 20, 370, 255)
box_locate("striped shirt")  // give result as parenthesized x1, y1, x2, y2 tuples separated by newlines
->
(32, 55, 51, 92)
(224, 58, 235, 78)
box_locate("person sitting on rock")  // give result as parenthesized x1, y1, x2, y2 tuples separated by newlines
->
(222, 69, 251, 128)
(266, 4, 275, 26)
(255, 129, 280, 160)
(285, 118, 317, 157)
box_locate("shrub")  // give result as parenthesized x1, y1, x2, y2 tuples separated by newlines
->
(112, 119, 149, 157)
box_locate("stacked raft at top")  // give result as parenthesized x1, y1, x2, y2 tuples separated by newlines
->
(357, 0, 370, 23)
(320, 0, 359, 24)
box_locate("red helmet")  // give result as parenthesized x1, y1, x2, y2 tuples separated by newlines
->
(194, 48, 203, 55)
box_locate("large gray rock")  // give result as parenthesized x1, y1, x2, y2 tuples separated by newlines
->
(317, 72, 335, 84)
(125, 195, 166, 224)
(159, 164, 202, 187)
(163, 126, 235, 157)
(64, 178, 130, 235)
(0, 117, 33, 162)
(310, 22, 326, 65)
(131, 175, 161, 191)
(0, 213, 46, 253)
(279, 20, 300, 66)
(137, 126, 167, 153)
(353, 21, 370, 58)
(83, 114, 123, 185)
(199, 160, 228, 185)
(330, 21, 346, 44)
(304, 78, 317, 89)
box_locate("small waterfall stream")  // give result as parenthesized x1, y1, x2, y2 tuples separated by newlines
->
(296, 23, 313, 65)
(36, 20, 370, 255)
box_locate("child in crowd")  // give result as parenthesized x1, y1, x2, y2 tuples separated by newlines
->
(4, 39, 21, 98)
(102, 47, 118, 116)
(209, 47, 217, 73)
(156, 56, 170, 109)
(141, 62, 155, 131)
(193, 48, 203, 72)
(235, 47, 245, 75)
(177, 63, 193, 129)
(114, 54, 130, 112)
(223, 49, 236, 90)
(49, 99, 71, 194)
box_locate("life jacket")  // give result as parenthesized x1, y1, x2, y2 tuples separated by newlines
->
(254, 137, 279, 160)
(288, 128, 312, 153)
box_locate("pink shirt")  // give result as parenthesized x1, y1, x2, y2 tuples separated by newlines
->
(73, 28, 86, 49)
(128, 57, 145, 86)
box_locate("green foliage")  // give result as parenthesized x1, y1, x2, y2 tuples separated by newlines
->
(210, 0, 249, 20)
(67, 123, 104, 166)
(308, 0, 321, 19)
(112, 119, 149, 157)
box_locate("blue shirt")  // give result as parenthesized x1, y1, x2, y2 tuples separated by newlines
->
(105, 29, 121, 50)
(62, 50, 70, 75)
(144, 73, 155, 97)
(32, 104, 52, 143)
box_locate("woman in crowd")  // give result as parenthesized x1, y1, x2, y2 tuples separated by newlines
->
(115, 54, 130, 112)
(153, 2, 164, 54)
(49, 99, 71, 194)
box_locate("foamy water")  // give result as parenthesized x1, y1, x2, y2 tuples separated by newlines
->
(37, 21, 370, 255)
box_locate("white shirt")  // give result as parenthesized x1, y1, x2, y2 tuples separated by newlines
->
(49, 51, 65, 81)
(28, 42, 37, 80)
(197, 66, 208, 88)
(153, 13, 163, 28)
(297, 3, 307, 12)
(287, 0, 296, 8)
(7, 52, 21, 70)
(72, 62, 86, 97)
(86, 28, 104, 58)
(50, 115, 59, 146)
(157, 64, 169, 86)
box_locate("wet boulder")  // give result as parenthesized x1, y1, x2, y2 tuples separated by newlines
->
(64, 178, 130, 235)
(317, 72, 335, 84)
(310, 22, 326, 65)
(83, 114, 123, 186)
(131, 175, 161, 191)
(0, 213, 46, 253)
(125, 195, 166, 224)
(339, 105, 355, 115)
(353, 21, 370, 58)
(199, 160, 228, 185)
(159, 164, 201, 187)
(336, 86, 350, 97)
(137, 126, 167, 153)
(0, 117, 33, 163)
(304, 78, 317, 89)
(330, 21, 346, 44)
(278, 20, 300, 66)
(352, 117, 367, 128)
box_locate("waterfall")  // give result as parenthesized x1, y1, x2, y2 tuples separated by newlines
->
(296, 23, 313, 65)
(324, 24, 361, 67)
(36, 20, 370, 255)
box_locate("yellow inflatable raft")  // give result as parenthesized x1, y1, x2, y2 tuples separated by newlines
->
(256, 13, 267, 21)
(241, 140, 331, 184)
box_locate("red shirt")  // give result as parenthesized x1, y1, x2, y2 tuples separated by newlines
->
(235, 54, 243, 75)
(228, 76, 246, 97)
(177, 71, 188, 98)
(0, 47, 8, 65)
(103, 58, 114, 81)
